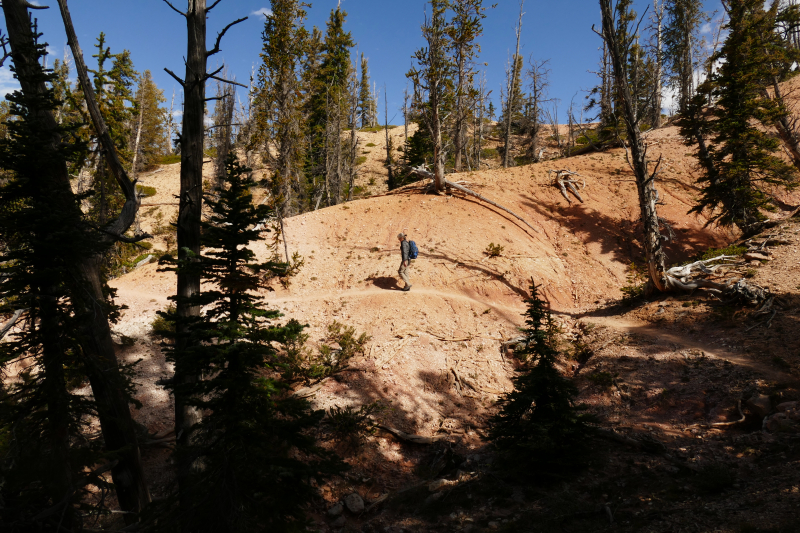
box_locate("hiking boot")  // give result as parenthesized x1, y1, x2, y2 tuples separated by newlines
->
(403, 285, 412, 292)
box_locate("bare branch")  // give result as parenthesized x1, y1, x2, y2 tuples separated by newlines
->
(162, 0, 186, 17)
(57, 0, 140, 244)
(207, 16, 247, 58)
(164, 67, 185, 87)
(208, 74, 246, 88)
(23, 2, 49, 9)
(206, 0, 224, 12)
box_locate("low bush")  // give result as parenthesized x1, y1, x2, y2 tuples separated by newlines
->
(136, 184, 157, 198)
(484, 242, 504, 257)
(158, 153, 181, 165)
(151, 304, 176, 337)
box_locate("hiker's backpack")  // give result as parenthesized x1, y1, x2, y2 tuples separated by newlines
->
(408, 240, 419, 260)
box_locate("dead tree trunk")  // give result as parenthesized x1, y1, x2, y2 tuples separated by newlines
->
(5, 0, 154, 519)
(503, 1, 524, 169)
(161, 0, 247, 521)
(597, 0, 668, 292)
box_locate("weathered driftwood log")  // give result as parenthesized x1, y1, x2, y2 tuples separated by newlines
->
(549, 169, 586, 204)
(409, 165, 539, 234)
(377, 424, 446, 445)
(0, 308, 25, 341)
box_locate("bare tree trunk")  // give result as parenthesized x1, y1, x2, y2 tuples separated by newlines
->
(384, 87, 395, 189)
(131, 74, 145, 179)
(503, 1, 524, 169)
(160, 1, 247, 523)
(173, 2, 208, 505)
(652, 0, 664, 128)
(598, 0, 668, 292)
(7, 0, 153, 520)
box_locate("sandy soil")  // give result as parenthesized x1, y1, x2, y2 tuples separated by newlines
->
(91, 118, 800, 531)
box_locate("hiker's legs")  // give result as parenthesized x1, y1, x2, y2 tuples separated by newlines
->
(398, 262, 411, 288)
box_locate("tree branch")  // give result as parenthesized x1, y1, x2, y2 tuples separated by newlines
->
(163, 67, 185, 87)
(161, 0, 186, 17)
(206, 0, 224, 12)
(206, 16, 247, 58)
(56, 0, 140, 245)
(22, 2, 49, 9)
(208, 74, 246, 88)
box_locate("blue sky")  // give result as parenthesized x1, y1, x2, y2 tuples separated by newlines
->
(1, 0, 721, 124)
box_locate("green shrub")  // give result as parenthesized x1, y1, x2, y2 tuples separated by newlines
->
(151, 304, 176, 336)
(621, 262, 648, 304)
(355, 156, 367, 166)
(701, 244, 747, 261)
(481, 147, 499, 159)
(359, 125, 397, 133)
(136, 184, 157, 198)
(484, 242, 504, 257)
(159, 153, 181, 165)
(325, 401, 385, 449)
(365, 142, 376, 147)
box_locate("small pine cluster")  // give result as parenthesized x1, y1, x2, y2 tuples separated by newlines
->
(489, 282, 595, 476)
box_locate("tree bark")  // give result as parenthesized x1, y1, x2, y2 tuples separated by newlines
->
(6, 0, 152, 520)
(174, 0, 208, 513)
(503, 2, 524, 169)
(599, 0, 668, 292)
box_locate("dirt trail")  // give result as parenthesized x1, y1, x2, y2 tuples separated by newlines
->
(583, 314, 792, 382)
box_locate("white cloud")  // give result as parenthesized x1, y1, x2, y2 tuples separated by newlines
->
(0, 67, 20, 98)
(251, 7, 272, 17)
(700, 22, 712, 34)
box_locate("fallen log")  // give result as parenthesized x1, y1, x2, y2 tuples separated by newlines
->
(409, 165, 539, 234)
(376, 424, 446, 445)
(0, 308, 25, 341)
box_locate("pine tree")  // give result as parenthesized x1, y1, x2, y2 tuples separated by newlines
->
(489, 282, 594, 475)
(0, 28, 131, 528)
(252, 0, 309, 217)
(448, 0, 485, 172)
(358, 53, 374, 128)
(306, 6, 354, 207)
(663, 0, 707, 114)
(160, 155, 344, 532)
(407, 0, 453, 192)
(683, 0, 797, 231)
(130, 70, 168, 174)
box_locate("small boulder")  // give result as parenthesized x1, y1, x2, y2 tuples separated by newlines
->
(746, 394, 772, 418)
(327, 502, 344, 517)
(331, 515, 346, 529)
(344, 492, 364, 513)
(776, 401, 798, 413)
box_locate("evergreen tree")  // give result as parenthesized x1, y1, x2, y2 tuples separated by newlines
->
(0, 31, 121, 529)
(160, 155, 344, 532)
(489, 282, 594, 475)
(448, 0, 485, 172)
(358, 53, 375, 128)
(407, 0, 453, 192)
(663, 0, 707, 114)
(305, 7, 354, 206)
(130, 70, 168, 173)
(252, 0, 309, 217)
(683, 0, 797, 231)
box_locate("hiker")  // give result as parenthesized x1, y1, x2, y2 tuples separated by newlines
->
(397, 233, 412, 291)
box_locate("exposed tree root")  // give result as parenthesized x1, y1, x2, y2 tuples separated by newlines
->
(549, 169, 586, 204)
